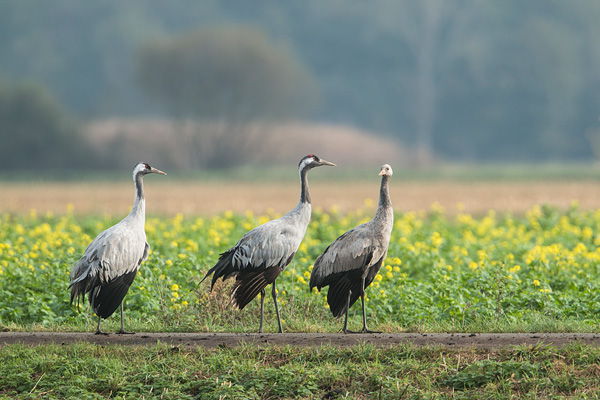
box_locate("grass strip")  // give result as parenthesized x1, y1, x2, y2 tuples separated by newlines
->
(1, 341, 599, 399)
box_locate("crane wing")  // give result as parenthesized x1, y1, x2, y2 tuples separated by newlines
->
(69, 222, 146, 292)
(310, 222, 386, 290)
(234, 219, 304, 269)
(203, 217, 306, 288)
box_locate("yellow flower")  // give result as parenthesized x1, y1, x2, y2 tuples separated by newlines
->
(299, 243, 308, 253)
(171, 284, 179, 291)
(431, 232, 444, 248)
(533, 279, 540, 286)
(165, 259, 173, 266)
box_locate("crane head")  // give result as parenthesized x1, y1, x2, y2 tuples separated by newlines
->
(298, 154, 336, 171)
(133, 162, 167, 178)
(378, 164, 393, 177)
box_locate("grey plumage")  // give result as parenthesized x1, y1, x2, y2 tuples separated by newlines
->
(310, 164, 393, 333)
(69, 162, 166, 335)
(202, 154, 335, 333)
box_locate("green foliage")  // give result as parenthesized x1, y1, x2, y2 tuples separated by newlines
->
(2, 202, 600, 333)
(440, 359, 540, 390)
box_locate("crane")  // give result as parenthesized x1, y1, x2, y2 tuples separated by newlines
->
(202, 154, 336, 333)
(310, 164, 393, 333)
(69, 162, 166, 335)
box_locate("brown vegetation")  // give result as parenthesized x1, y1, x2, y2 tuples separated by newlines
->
(1, 180, 599, 217)
(83, 119, 410, 169)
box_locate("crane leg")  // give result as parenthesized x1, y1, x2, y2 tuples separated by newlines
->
(116, 301, 134, 334)
(272, 281, 283, 333)
(342, 290, 352, 334)
(359, 277, 379, 334)
(259, 289, 266, 333)
(346, 278, 380, 334)
(94, 315, 108, 335)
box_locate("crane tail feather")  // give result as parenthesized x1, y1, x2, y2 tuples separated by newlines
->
(90, 269, 138, 319)
(202, 249, 237, 290)
(324, 271, 363, 318)
(231, 266, 281, 310)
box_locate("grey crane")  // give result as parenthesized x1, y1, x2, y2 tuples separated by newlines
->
(69, 162, 166, 335)
(310, 164, 393, 333)
(202, 154, 336, 333)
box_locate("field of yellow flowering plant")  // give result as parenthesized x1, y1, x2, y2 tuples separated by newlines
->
(1, 201, 600, 332)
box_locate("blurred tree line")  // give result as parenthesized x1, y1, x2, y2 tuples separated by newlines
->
(1, 0, 600, 168)
(0, 78, 91, 169)
(135, 26, 318, 168)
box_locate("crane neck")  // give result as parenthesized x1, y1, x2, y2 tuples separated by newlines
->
(129, 171, 146, 221)
(299, 166, 311, 205)
(374, 175, 392, 221)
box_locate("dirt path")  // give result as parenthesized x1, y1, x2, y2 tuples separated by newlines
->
(2, 332, 599, 349)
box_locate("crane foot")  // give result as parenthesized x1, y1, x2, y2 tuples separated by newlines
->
(343, 329, 381, 334)
(116, 329, 135, 335)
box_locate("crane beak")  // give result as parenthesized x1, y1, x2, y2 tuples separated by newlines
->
(150, 167, 167, 175)
(318, 159, 336, 167)
(378, 169, 385, 176)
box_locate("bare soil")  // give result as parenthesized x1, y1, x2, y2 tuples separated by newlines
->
(1, 332, 599, 349)
(2, 181, 600, 217)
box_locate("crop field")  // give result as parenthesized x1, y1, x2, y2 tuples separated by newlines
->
(1, 186, 600, 333)
(2, 179, 600, 398)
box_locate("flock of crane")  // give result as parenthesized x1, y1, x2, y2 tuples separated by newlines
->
(69, 155, 394, 335)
